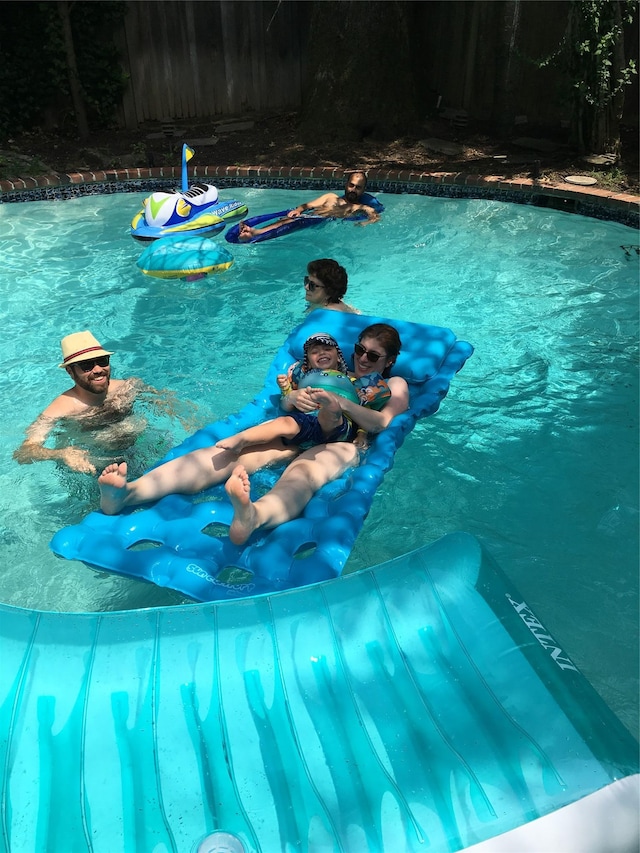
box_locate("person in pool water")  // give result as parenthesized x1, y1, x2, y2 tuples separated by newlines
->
(237, 171, 380, 241)
(303, 259, 360, 314)
(14, 331, 190, 475)
(97, 324, 407, 529)
(216, 333, 388, 454)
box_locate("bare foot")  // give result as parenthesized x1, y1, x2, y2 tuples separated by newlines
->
(311, 388, 342, 414)
(215, 435, 246, 453)
(225, 464, 259, 545)
(98, 461, 129, 515)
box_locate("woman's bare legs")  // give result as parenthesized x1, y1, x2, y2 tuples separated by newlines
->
(225, 442, 358, 544)
(98, 441, 298, 515)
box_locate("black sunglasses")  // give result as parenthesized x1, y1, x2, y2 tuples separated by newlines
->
(354, 342, 384, 363)
(75, 355, 110, 372)
(304, 275, 323, 291)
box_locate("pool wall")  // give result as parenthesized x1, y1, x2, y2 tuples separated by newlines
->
(1, 165, 638, 228)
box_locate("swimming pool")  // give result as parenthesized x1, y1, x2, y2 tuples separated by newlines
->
(1, 187, 638, 741)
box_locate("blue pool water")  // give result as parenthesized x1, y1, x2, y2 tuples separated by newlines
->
(0, 187, 637, 736)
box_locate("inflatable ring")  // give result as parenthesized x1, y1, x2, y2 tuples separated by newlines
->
(353, 372, 392, 411)
(136, 234, 234, 281)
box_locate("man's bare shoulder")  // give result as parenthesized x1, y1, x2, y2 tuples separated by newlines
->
(40, 378, 136, 418)
(109, 377, 136, 394)
(41, 388, 87, 419)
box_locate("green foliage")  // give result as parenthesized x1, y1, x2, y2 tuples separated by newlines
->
(301, 1, 419, 143)
(535, 0, 637, 152)
(0, 4, 61, 139)
(0, 147, 49, 180)
(69, 2, 129, 126)
(0, 1, 128, 142)
(568, 1, 636, 108)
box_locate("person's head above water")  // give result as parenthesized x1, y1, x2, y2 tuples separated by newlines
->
(59, 331, 113, 369)
(305, 259, 348, 307)
(301, 332, 350, 374)
(354, 323, 402, 379)
(58, 330, 114, 395)
(343, 171, 367, 204)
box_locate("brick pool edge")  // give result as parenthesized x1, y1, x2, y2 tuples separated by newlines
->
(1, 165, 638, 228)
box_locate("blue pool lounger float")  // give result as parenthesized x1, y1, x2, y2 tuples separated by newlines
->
(3, 533, 638, 852)
(225, 194, 384, 244)
(51, 310, 473, 602)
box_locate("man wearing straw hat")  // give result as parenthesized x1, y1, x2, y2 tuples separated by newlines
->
(14, 331, 158, 474)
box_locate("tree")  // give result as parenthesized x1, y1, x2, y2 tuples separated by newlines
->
(0, 2, 127, 141)
(299, 1, 419, 143)
(58, 0, 90, 141)
(558, 0, 636, 153)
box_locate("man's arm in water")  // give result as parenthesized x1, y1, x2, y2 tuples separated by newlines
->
(136, 381, 200, 432)
(14, 379, 135, 474)
(14, 378, 199, 473)
(354, 204, 381, 226)
(13, 414, 96, 474)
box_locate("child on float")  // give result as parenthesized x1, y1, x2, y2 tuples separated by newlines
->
(215, 333, 390, 454)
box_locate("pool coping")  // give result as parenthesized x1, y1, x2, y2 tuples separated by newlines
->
(1, 164, 639, 227)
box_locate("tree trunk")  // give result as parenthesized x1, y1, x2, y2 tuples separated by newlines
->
(492, 0, 522, 135)
(58, 0, 90, 140)
(568, 0, 629, 154)
(595, 0, 626, 154)
(300, 0, 419, 143)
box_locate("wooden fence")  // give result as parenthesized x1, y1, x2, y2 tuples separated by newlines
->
(114, 0, 638, 130)
(116, 1, 309, 127)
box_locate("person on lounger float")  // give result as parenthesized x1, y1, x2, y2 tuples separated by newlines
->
(98, 324, 408, 547)
(238, 171, 380, 240)
(215, 332, 389, 454)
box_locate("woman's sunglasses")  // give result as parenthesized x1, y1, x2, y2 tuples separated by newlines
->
(354, 343, 384, 363)
(75, 356, 110, 372)
(304, 275, 323, 292)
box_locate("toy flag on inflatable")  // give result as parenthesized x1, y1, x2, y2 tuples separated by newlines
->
(129, 143, 248, 240)
(181, 144, 195, 191)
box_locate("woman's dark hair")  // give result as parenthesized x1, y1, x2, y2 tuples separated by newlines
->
(358, 323, 402, 378)
(307, 258, 348, 303)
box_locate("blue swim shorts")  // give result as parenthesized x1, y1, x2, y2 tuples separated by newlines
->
(283, 411, 355, 450)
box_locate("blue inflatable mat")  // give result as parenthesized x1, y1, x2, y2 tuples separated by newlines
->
(51, 311, 473, 601)
(225, 193, 384, 244)
(3, 533, 638, 852)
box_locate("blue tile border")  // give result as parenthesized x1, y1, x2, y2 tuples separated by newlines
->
(1, 175, 638, 229)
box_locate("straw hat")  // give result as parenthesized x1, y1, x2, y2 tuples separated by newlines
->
(59, 331, 114, 368)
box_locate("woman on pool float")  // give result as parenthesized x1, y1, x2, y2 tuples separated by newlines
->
(98, 324, 408, 545)
(215, 332, 389, 455)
